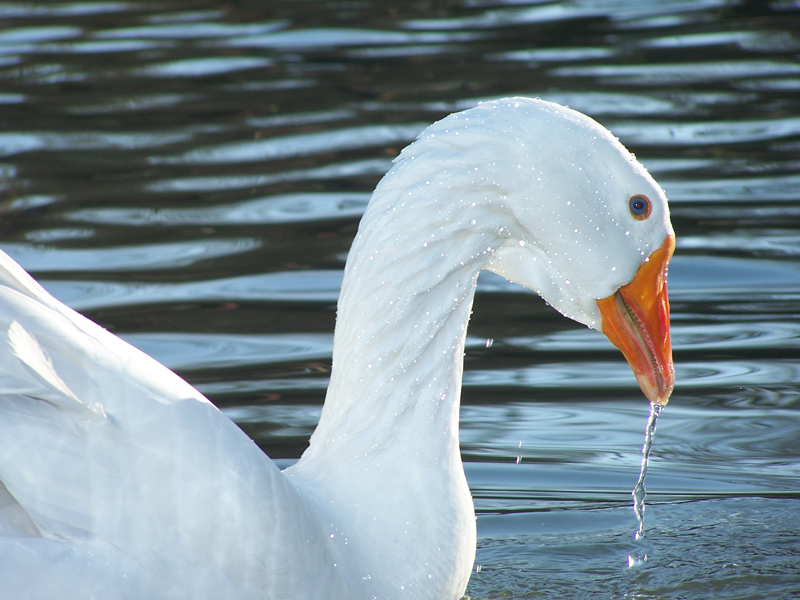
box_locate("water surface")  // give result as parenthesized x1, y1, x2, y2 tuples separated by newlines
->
(1, 1, 799, 598)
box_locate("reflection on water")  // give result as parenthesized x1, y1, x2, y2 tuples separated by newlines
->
(1, 0, 799, 598)
(40, 269, 343, 310)
(153, 124, 424, 164)
(68, 192, 371, 224)
(2, 237, 260, 271)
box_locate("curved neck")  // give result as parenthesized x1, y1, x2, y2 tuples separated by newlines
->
(284, 143, 513, 598)
(299, 165, 506, 465)
(307, 235, 489, 461)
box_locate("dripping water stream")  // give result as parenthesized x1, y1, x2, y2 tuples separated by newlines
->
(628, 402, 662, 567)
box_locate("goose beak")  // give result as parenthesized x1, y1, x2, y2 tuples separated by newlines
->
(597, 235, 675, 405)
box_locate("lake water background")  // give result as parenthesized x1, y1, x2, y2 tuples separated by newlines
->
(1, 1, 799, 598)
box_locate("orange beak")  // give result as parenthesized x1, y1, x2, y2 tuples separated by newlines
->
(597, 235, 675, 405)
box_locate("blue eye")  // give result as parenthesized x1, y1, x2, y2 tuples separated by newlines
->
(629, 194, 651, 220)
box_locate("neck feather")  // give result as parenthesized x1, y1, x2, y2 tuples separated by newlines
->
(299, 162, 506, 464)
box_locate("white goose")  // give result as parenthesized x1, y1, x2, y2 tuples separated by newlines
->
(0, 98, 674, 600)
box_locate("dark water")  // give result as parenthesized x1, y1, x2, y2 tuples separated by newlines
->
(2, 1, 800, 598)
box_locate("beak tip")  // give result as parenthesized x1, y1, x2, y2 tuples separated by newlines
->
(636, 369, 674, 406)
(655, 386, 673, 407)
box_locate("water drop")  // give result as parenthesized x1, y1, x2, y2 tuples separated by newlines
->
(485, 338, 493, 348)
(627, 554, 647, 568)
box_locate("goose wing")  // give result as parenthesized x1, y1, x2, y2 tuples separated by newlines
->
(0, 251, 338, 599)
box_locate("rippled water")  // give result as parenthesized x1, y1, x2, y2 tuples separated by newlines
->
(2, 1, 800, 598)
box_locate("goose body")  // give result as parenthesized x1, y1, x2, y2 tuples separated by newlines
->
(0, 98, 674, 599)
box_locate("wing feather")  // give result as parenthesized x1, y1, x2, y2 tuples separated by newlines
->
(0, 251, 344, 597)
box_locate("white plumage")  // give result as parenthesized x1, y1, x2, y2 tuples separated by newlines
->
(0, 98, 674, 599)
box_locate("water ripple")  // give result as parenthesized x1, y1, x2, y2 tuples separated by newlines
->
(147, 158, 392, 192)
(404, 1, 729, 31)
(0, 93, 24, 104)
(0, 131, 191, 157)
(94, 20, 287, 39)
(0, 3, 129, 18)
(0, 25, 82, 44)
(666, 255, 800, 291)
(678, 232, 800, 257)
(490, 46, 616, 62)
(612, 117, 800, 146)
(53, 39, 167, 54)
(42, 270, 343, 310)
(152, 124, 424, 164)
(139, 56, 273, 78)
(679, 321, 800, 352)
(2, 238, 259, 273)
(553, 61, 800, 84)
(68, 192, 370, 226)
(25, 229, 94, 243)
(663, 174, 800, 202)
(505, 321, 800, 353)
(121, 332, 333, 371)
(462, 360, 800, 391)
(655, 406, 800, 469)
(464, 361, 649, 390)
(536, 92, 675, 117)
(345, 44, 470, 59)
(67, 94, 191, 114)
(678, 360, 800, 389)
(200, 378, 330, 397)
(642, 30, 800, 52)
(219, 28, 476, 50)
(0, 194, 60, 214)
(246, 109, 357, 129)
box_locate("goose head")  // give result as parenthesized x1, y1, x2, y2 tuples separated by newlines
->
(396, 98, 675, 404)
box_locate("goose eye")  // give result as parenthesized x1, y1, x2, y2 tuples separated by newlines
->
(629, 194, 651, 220)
